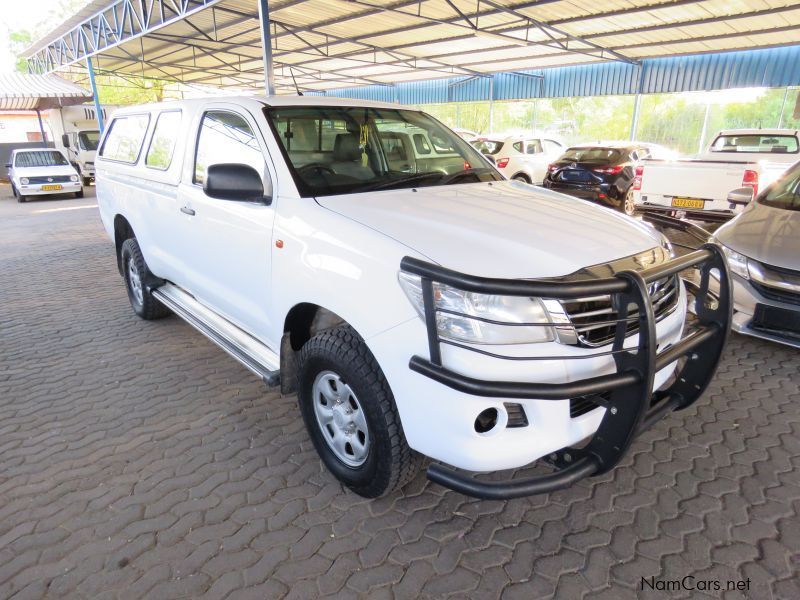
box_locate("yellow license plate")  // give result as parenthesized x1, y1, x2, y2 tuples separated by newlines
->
(41, 184, 62, 191)
(671, 197, 704, 209)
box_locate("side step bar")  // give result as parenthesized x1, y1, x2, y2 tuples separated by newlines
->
(152, 283, 280, 387)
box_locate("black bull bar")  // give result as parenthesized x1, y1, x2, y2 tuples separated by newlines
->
(400, 244, 732, 500)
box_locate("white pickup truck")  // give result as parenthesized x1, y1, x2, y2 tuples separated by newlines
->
(633, 129, 799, 221)
(95, 96, 731, 499)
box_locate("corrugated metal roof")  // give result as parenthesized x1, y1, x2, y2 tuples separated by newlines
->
(22, 0, 800, 95)
(0, 73, 93, 110)
(316, 46, 800, 102)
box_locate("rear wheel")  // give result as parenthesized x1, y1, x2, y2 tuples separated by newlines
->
(297, 325, 421, 497)
(512, 173, 531, 183)
(120, 238, 171, 320)
(622, 187, 636, 216)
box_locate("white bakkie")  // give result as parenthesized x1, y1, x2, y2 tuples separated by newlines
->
(96, 97, 731, 499)
(634, 129, 799, 220)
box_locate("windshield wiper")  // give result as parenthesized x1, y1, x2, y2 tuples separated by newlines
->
(437, 167, 495, 185)
(361, 171, 444, 191)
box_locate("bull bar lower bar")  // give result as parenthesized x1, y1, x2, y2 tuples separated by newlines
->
(400, 244, 732, 500)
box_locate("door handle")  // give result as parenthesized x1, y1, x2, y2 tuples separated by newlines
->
(180, 206, 196, 216)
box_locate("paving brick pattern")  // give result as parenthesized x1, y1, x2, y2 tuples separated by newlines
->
(1, 187, 798, 599)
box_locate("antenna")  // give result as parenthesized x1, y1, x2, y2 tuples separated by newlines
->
(290, 68, 303, 96)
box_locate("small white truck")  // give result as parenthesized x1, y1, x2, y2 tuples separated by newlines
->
(46, 104, 117, 185)
(95, 96, 731, 499)
(633, 129, 799, 221)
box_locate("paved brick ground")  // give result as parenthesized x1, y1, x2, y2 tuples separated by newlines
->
(1, 185, 798, 599)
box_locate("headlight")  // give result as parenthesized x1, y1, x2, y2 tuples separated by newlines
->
(718, 242, 749, 280)
(70, 175, 79, 182)
(659, 234, 674, 258)
(20, 177, 29, 185)
(398, 272, 554, 345)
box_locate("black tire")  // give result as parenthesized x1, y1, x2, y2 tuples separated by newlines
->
(12, 185, 25, 203)
(512, 173, 531, 183)
(297, 326, 421, 498)
(75, 188, 84, 199)
(120, 237, 171, 320)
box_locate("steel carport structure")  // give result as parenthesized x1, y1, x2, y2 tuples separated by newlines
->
(23, 0, 800, 96)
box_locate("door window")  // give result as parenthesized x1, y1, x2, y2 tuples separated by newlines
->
(194, 111, 265, 185)
(543, 139, 563, 154)
(100, 114, 150, 163)
(146, 111, 182, 170)
(526, 139, 543, 154)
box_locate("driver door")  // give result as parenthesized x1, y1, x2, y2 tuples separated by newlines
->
(175, 107, 276, 341)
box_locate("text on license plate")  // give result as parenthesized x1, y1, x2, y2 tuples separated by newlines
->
(41, 184, 62, 191)
(671, 197, 704, 209)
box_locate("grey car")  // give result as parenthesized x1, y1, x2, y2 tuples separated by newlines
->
(713, 161, 800, 348)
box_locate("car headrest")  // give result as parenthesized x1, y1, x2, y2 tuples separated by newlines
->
(334, 134, 361, 162)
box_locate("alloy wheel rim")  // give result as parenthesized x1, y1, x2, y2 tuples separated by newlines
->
(312, 370, 370, 467)
(128, 257, 144, 305)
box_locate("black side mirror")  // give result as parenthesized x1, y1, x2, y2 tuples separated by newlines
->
(204, 163, 272, 204)
(727, 186, 754, 206)
(4, 163, 11, 169)
(61, 134, 70, 148)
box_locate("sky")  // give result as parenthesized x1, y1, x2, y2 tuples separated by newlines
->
(0, 0, 79, 73)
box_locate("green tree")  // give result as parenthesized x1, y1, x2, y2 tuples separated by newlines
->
(9, 30, 32, 73)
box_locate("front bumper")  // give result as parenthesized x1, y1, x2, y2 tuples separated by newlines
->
(726, 273, 800, 349)
(18, 181, 82, 196)
(400, 246, 731, 499)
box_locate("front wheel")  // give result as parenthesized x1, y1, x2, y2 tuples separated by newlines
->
(297, 326, 421, 497)
(12, 185, 25, 203)
(75, 188, 84, 199)
(622, 187, 636, 216)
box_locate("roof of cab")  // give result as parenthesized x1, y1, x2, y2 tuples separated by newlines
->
(110, 95, 406, 116)
(716, 129, 799, 136)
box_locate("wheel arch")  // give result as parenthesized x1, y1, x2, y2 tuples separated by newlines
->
(511, 171, 531, 183)
(113, 214, 135, 275)
(280, 303, 348, 395)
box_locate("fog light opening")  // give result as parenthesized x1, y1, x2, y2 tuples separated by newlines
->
(474, 408, 499, 434)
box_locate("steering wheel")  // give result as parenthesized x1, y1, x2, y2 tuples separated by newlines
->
(297, 163, 336, 176)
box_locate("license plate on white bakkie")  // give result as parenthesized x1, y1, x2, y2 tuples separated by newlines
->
(41, 184, 62, 191)
(671, 197, 704, 209)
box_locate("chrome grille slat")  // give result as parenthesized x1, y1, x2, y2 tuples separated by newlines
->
(560, 274, 680, 347)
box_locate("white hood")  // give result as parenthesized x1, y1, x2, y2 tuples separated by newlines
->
(316, 180, 662, 278)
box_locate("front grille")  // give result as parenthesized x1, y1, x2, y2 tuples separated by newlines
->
(27, 175, 72, 184)
(751, 281, 800, 306)
(569, 393, 606, 418)
(504, 403, 529, 428)
(560, 274, 680, 347)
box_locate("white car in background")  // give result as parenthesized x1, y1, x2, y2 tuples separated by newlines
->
(452, 127, 478, 141)
(471, 133, 564, 184)
(6, 148, 83, 203)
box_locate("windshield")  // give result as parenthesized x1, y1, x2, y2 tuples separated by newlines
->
(78, 131, 100, 151)
(711, 134, 799, 154)
(265, 106, 501, 197)
(14, 151, 69, 167)
(471, 139, 504, 155)
(559, 147, 623, 164)
(760, 162, 800, 211)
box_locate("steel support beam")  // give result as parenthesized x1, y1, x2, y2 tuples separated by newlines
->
(35, 110, 48, 144)
(258, 0, 275, 95)
(86, 56, 105, 134)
